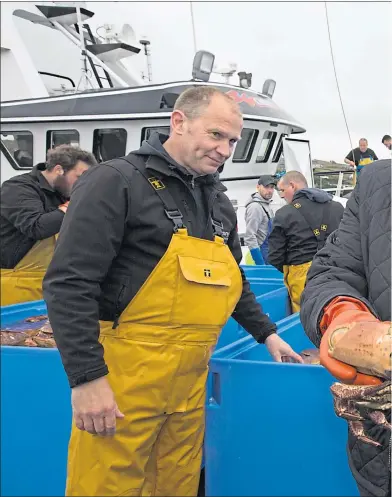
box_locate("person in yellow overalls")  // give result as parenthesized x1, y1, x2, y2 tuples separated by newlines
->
(0, 144, 97, 306)
(344, 138, 378, 183)
(43, 86, 303, 497)
(268, 171, 344, 313)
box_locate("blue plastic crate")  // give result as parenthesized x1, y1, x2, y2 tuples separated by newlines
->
(204, 287, 292, 473)
(1, 300, 71, 497)
(215, 287, 290, 351)
(205, 315, 359, 497)
(241, 265, 283, 280)
(248, 278, 284, 296)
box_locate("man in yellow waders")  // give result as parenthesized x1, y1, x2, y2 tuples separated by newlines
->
(344, 138, 378, 184)
(43, 86, 303, 497)
(0, 144, 97, 306)
(268, 171, 344, 312)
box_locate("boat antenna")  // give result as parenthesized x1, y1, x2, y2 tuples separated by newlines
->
(140, 38, 153, 82)
(190, 2, 197, 54)
(75, 6, 94, 92)
(324, 2, 355, 163)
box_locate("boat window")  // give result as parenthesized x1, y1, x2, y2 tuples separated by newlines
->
(47, 130, 80, 150)
(256, 131, 277, 163)
(272, 133, 287, 163)
(93, 128, 127, 162)
(141, 127, 170, 144)
(0, 131, 34, 169)
(232, 129, 259, 162)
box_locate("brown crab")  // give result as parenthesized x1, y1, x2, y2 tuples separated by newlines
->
(328, 320, 392, 380)
(1, 316, 55, 348)
(330, 381, 391, 447)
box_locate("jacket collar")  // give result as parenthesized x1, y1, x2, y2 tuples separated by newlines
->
(128, 152, 227, 192)
(31, 163, 56, 193)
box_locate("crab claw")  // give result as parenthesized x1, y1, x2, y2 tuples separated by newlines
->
(368, 410, 392, 431)
(357, 435, 382, 448)
(349, 421, 382, 447)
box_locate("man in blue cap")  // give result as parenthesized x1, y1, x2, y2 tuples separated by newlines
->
(244, 174, 276, 265)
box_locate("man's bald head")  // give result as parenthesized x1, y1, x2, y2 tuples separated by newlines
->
(277, 171, 308, 204)
(173, 86, 242, 120)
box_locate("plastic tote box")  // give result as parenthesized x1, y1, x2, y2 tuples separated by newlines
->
(1, 300, 71, 497)
(241, 265, 283, 280)
(215, 286, 290, 351)
(247, 277, 284, 297)
(205, 315, 359, 497)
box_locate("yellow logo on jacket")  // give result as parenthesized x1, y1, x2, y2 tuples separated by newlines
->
(148, 177, 165, 190)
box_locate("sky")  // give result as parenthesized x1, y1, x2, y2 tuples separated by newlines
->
(86, 0, 391, 162)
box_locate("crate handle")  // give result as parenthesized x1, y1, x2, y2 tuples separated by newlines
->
(209, 372, 221, 406)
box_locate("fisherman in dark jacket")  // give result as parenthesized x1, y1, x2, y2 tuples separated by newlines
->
(300, 159, 391, 497)
(0, 144, 96, 306)
(43, 86, 302, 497)
(268, 170, 344, 312)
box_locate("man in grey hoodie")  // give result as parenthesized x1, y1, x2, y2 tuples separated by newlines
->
(244, 175, 276, 265)
(268, 170, 344, 312)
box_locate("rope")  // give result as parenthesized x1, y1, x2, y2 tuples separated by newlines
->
(324, 2, 356, 167)
(190, 2, 197, 54)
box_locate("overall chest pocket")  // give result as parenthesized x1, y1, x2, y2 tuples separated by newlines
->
(171, 255, 232, 327)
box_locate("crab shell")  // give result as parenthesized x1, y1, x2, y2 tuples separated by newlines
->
(300, 348, 320, 364)
(328, 321, 392, 379)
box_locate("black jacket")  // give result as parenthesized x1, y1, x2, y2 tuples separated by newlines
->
(0, 164, 66, 269)
(300, 160, 391, 496)
(43, 133, 277, 388)
(268, 188, 344, 272)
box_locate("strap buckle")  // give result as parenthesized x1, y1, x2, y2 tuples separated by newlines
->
(212, 218, 224, 237)
(165, 209, 185, 232)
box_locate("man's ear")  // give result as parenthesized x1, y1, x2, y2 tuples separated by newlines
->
(53, 164, 64, 175)
(170, 110, 186, 136)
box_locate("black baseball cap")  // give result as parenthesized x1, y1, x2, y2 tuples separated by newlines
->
(258, 175, 277, 187)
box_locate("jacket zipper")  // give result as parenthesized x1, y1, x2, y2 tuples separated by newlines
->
(112, 285, 126, 329)
(203, 190, 219, 236)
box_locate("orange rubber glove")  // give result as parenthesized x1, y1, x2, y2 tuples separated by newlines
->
(319, 296, 382, 386)
(58, 201, 70, 214)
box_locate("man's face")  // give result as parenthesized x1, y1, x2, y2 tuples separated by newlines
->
(54, 160, 90, 197)
(383, 138, 391, 150)
(277, 179, 295, 204)
(257, 183, 275, 200)
(173, 95, 243, 175)
(359, 140, 368, 153)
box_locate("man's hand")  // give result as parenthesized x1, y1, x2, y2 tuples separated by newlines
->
(71, 376, 124, 436)
(319, 296, 385, 385)
(58, 201, 70, 214)
(264, 334, 304, 363)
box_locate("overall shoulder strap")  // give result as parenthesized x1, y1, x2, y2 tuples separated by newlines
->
(259, 204, 271, 220)
(122, 154, 224, 237)
(121, 155, 185, 232)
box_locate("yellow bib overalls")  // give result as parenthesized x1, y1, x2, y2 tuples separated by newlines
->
(0, 235, 57, 306)
(65, 162, 243, 496)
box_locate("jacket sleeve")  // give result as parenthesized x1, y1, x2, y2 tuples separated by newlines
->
(300, 186, 375, 348)
(244, 202, 266, 249)
(267, 211, 287, 273)
(1, 181, 65, 240)
(228, 223, 277, 343)
(43, 165, 129, 388)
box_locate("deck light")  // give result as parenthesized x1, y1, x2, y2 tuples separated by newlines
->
(262, 79, 276, 98)
(192, 50, 215, 82)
